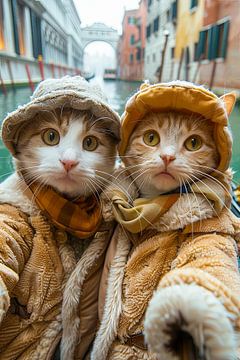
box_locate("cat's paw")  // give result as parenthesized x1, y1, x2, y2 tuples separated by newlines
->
(144, 284, 237, 360)
(100, 168, 138, 222)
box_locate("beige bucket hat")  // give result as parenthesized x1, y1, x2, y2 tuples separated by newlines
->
(1, 76, 120, 156)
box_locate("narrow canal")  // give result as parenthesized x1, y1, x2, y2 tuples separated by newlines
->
(0, 78, 240, 185)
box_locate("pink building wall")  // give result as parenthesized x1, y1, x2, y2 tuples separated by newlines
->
(199, 0, 240, 90)
(118, 0, 147, 81)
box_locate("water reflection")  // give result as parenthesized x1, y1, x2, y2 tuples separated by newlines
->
(90, 76, 140, 114)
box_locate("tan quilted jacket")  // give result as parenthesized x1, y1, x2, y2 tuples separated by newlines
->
(0, 173, 115, 360)
(92, 193, 240, 360)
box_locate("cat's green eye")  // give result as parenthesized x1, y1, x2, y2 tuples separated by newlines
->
(42, 129, 60, 146)
(184, 135, 202, 151)
(143, 130, 160, 147)
(83, 136, 98, 151)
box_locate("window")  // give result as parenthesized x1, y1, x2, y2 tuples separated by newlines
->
(0, 0, 5, 50)
(136, 47, 141, 61)
(146, 24, 151, 38)
(216, 21, 230, 58)
(194, 42, 198, 61)
(153, 16, 159, 32)
(128, 17, 136, 25)
(30, 9, 43, 59)
(171, 0, 178, 22)
(10, 0, 20, 54)
(130, 53, 134, 64)
(10, 0, 28, 55)
(171, 47, 175, 59)
(197, 29, 208, 60)
(152, 53, 156, 62)
(190, 0, 198, 9)
(148, 0, 152, 7)
(166, 9, 170, 22)
(130, 34, 135, 45)
(197, 20, 230, 61)
(17, 2, 25, 55)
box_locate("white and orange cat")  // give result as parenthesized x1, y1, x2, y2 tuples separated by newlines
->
(124, 111, 219, 198)
(0, 76, 122, 359)
(114, 110, 221, 231)
(92, 84, 240, 360)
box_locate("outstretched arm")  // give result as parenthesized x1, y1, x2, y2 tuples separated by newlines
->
(145, 232, 240, 360)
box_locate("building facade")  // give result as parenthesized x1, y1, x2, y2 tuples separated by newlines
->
(198, 0, 240, 91)
(117, 0, 147, 81)
(143, 0, 240, 90)
(144, 0, 177, 82)
(174, 0, 204, 82)
(0, 0, 83, 85)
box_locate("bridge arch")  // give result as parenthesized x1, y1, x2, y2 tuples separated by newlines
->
(81, 23, 119, 51)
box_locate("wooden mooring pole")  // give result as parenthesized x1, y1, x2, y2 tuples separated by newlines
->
(177, 48, 184, 80)
(51, 63, 55, 78)
(192, 54, 203, 83)
(25, 64, 34, 92)
(38, 55, 45, 81)
(6, 60, 15, 90)
(158, 30, 169, 82)
(209, 60, 217, 90)
(0, 71, 7, 96)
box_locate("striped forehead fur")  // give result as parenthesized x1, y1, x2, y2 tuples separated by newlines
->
(124, 111, 218, 197)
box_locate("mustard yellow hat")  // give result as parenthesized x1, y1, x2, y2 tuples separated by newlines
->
(119, 81, 236, 172)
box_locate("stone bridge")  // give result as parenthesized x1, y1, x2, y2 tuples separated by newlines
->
(81, 22, 119, 51)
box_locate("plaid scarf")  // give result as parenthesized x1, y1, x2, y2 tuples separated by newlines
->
(112, 175, 231, 234)
(25, 182, 102, 239)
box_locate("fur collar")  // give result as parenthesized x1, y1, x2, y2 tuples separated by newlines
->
(0, 172, 114, 221)
(0, 173, 39, 215)
(152, 193, 215, 232)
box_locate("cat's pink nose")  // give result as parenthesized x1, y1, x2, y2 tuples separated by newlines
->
(60, 160, 79, 172)
(160, 154, 176, 166)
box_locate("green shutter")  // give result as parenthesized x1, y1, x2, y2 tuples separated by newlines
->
(10, 0, 20, 55)
(221, 20, 230, 58)
(172, 1, 177, 20)
(190, 0, 198, 9)
(211, 24, 219, 59)
(207, 27, 213, 60)
(197, 30, 206, 59)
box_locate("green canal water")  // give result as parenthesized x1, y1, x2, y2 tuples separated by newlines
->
(0, 79, 240, 185)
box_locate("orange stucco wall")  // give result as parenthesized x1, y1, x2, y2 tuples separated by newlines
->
(175, 0, 204, 60)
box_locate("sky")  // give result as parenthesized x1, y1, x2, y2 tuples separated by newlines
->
(73, 0, 140, 33)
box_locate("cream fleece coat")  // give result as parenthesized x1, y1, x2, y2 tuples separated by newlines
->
(0, 173, 115, 360)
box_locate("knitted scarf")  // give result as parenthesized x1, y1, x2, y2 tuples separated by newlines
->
(24, 181, 102, 239)
(112, 176, 231, 234)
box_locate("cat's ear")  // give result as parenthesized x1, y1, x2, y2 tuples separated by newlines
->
(220, 92, 236, 116)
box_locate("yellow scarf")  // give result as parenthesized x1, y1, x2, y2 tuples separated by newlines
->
(25, 182, 102, 239)
(112, 176, 231, 234)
